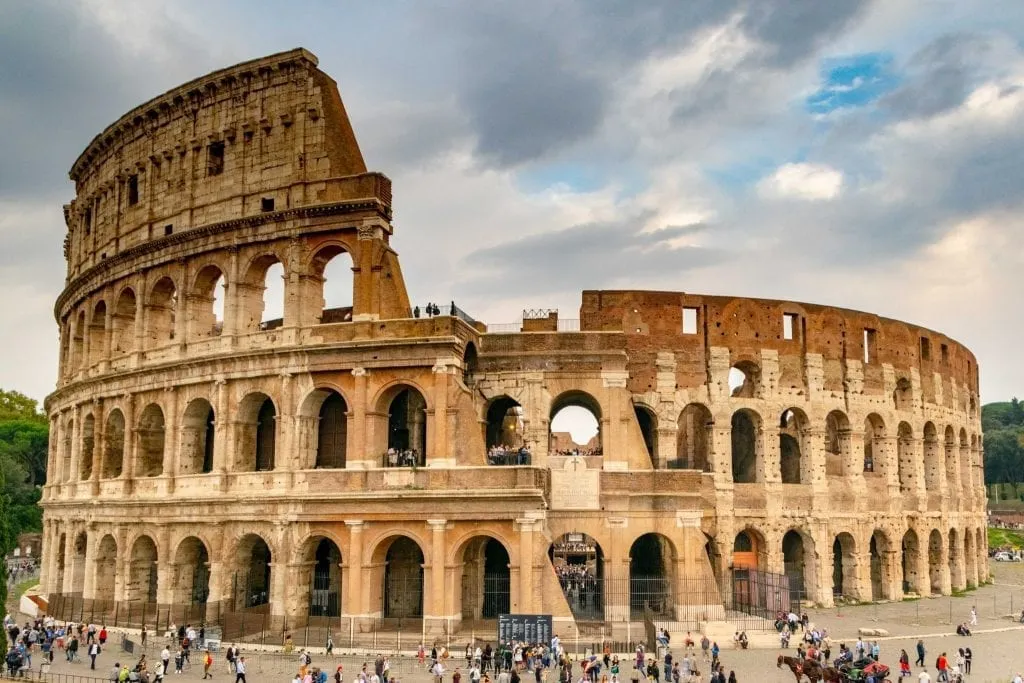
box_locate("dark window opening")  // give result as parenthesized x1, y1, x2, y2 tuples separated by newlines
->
(261, 197, 275, 212)
(127, 175, 139, 206)
(941, 344, 949, 364)
(164, 224, 173, 236)
(243, 130, 254, 143)
(84, 208, 92, 235)
(920, 337, 931, 361)
(207, 141, 225, 176)
(101, 252, 107, 260)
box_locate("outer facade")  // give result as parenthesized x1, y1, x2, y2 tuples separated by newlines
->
(40, 49, 988, 639)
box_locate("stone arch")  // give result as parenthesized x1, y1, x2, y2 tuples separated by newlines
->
(902, 529, 924, 595)
(779, 407, 811, 484)
(145, 276, 178, 349)
(310, 244, 354, 324)
(458, 535, 511, 620)
(233, 533, 273, 609)
(782, 529, 816, 602)
(897, 421, 915, 491)
(728, 359, 761, 398)
(93, 533, 117, 602)
(236, 392, 277, 472)
(189, 264, 226, 340)
(80, 413, 95, 480)
(824, 410, 851, 476)
(732, 528, 767, 570)
(180, 398, 215, 474)
(111, 287, 137, 356)
(832, 532, 858, 600)
(102, 408, 125, 478)
(298, 388, 349, 469)
(88, 300, 107, 366)
(485, 396, 524, 449)
(948, 528, 964, 590)
(677, 403, 712, 471)
(294, 535, 344, 618)
(549, 532, 604, 621)
(863, 413, 886, 474)
(730, 408, 761, 483)
(376, 383, 428, 465)
(136, 403, 166, 477)
(239, 253, 286, 333)
(893, 377, 912, 412)
(870, 529, 896, 600)
(928, 529, 945, 594)
(629, 533, 677, 619)
(368, 535, 425, 619)
(922, 422, 942, 491)
(127, 535, 159, 603)
(171, 536, 211, 608)
(462, 342, 479, 386)
(549, 390, 603, 456)
(633, 403, 658, 465)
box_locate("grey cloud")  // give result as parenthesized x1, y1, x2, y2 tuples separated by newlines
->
(740, 1, 870, 66)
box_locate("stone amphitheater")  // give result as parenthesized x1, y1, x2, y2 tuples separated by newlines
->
(39, 48, 988, 643)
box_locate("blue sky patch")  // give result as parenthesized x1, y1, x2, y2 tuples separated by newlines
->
(806, 52, 900, 115)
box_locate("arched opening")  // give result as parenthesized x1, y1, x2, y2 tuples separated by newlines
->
(111, 288, 137, 357)
(730, 409, 760, 483)
(959, 430, 971, 504)
(485, 396, 527, 465)
(382, 537, 425, 619)
(145, 277, 178, 349)
(315, 391, 348, 468)
(102, 409, 125, 478)
(902, 529, 922, 595)
(832, 533, 858, 600)
(93, 534, 117, 602)
(70, 532, 88, 593)
(72, 311, 85, 370)
(893, 377, 912, 412)
(312, 246, 354, 324)
(80, 413, 95, 480)
(172, 536, 210, 609)
(189, 265, 226, 339)
(825, 410, 850, 476)
(61, 418, 73, 483)
(385, 386, 427, 466)
(236, 393, 276, 472)
(863, 414, 886, 474)
(928, 530, 944, 594)
(630, 533, 675, 619)
(897, 422, 915, 492)
(923, 423, 941, 491)
(239, 255, 285, 333)
(728, 361, 761, 398)
(309, 539, 343, 617)
(870, 530, 894, 600)
(732, 529, 766, 570)
(462, 343, 478, 386)
(127, 535, 159, 604)
(234, 534, 272, 609)
(948, 528, 964, 590)
(460, 537, 511, 620)
(549, 391, 602, 456)
(55, 533, 67, 592)
(733, 529, 776, 613)
(550, 533, 604, 621)
(88, 301, 107, 366)
(676, 403, 712, 471)
(944, 426, 958, 499)
(779, 408, 810, 484)
(137, 403, 166, 477)
(633, 404, 657, 465)
(782, 530, 810, 602)
(181, 399, 215, 475)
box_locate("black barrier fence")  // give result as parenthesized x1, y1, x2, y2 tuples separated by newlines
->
(47, 569, 791, 649)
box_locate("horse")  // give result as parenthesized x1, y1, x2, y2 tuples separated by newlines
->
(777, 656, 844, 683)
(777, 655, 810, 683)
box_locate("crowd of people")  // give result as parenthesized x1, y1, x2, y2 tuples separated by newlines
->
(384, 448, 423, 468)
(551, 447, 602, 457)
(487, 446, 532, 466)
(554, 564, 601, 612)
(5, 559, 37, 587)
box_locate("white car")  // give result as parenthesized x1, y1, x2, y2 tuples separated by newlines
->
(994, 551, 1013, 561)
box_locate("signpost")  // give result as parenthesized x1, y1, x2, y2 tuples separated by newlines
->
(497, 614, 553, 645)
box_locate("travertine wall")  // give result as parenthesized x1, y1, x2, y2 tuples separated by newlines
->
(41, 50, 987, 639)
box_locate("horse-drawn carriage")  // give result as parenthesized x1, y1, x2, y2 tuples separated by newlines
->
(778, 654, 891, 683)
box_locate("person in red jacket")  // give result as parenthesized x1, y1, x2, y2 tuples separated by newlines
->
(936, 653, 948, 682)
(99, 626, 108, 646)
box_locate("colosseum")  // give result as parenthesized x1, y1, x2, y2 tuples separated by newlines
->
(40, 48, 988, 644)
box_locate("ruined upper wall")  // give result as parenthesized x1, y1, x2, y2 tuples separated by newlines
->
(62, 48, 377, 281)
(579, 290, 980, 401)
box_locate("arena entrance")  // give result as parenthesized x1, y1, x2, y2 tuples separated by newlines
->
(383, 537, 425, 619)
(234, 535, 272, 610)
(309, 539, 343, 617)
(832, 533, 857, 600)
(629, 533, 676, 619)
(782, 530, 810, 602)
(172, 536, 210, 623)
(550, 533, 604, 621)
(460, 537, 511, 621)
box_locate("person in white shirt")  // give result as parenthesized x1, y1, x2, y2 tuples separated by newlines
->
(432, 660, 445, 683)
(161, 648, 171, 674)
(918, 671, 931, 683)
(234, 656, 247, 683)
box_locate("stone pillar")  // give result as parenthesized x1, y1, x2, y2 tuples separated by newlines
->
(164, 388, 179, 490)
(279, 372, 296, 485)
(426, 519, 449, 630)
(61, 528, 76, 595)
(90, 399, 103, 496)
(429, 363, 452, 466)
(762, 424, 780, 483)
(710, 425, 733, 484)
(81, 526, 98, 599)
(349, 368, 368, 468)
(70, 405, 83, 488)
(343, 521, 365, 620)
(516, 518, 536, 613)
(807, 427, 827, 490)
(213, 379, 230, 487)
(131, 276, 146, 367)
(224, 246, 242, 338)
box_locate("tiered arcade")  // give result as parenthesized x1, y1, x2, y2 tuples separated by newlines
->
(40, 49, 987, 640)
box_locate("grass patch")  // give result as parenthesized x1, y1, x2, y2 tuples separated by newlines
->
(11, 577, 37, 600)
(989, 527, 1024, 549)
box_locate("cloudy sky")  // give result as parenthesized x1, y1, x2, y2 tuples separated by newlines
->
(2, 0, 1023, 405)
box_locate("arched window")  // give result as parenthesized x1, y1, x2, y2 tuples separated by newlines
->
(779, 408, 810, 484)
(236, 394, 276, 472)
(103, 409, 126, 478)
(72, 311, 85, 370)
(549, 391, 602, 457)
(463, 343, 478, 386)
(728, 361, 761, 398)
(112, 288, 137, 356)
(145, 277, 177, 349)
(189, 265, 226, 339)
(235, 535, 272, 608)
(255, 399, 277, 471)
(460, 537, 510, 619)
(897, 422, 915, 492)
(676, 403, 712, 471)
(384, 386, 428, 466)
(485, 396, 526, 465)
(181, 399, 215, 475)
(382, 537, 425, 618)
(634, 405, 657, 465)
(172, 537, 210, 606)
(824, 410, 850, 476)
(316, 392, 348, 468)
(549, 533, 604, 621)
(88, 301, 107, 366)
(80, 413, 95, 480)
(629, 533, 676, 619)
(893, 377, 912, 412)
(863, 414, 886, 474)
(730, 410, 760, 483)
(311, 246, 354, 324)
(239, 255, 285, 333)
(127, 535, 159, 603)
(137, 404, 166, 477)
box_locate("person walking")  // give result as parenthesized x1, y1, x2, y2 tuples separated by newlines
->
(202, 649, 213, 679)
(899, 650, 910, 678)
(110, 662, 122, 683)
(935, 652, 947, 683)
(963, 647, 972, 675)
(234, 656, 246, 683)
(914, 641, 926, 668)
(161, 647, 171, 676)
(89, 640, 101, 669)
(969, 607, 977, 627)
(326, 636, 334, 656)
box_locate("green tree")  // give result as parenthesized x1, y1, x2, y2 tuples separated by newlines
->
(0, 389, 45, 424)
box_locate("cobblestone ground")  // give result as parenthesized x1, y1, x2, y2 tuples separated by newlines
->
(21, 564, 1024, 683)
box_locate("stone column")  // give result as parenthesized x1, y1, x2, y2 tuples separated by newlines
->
(131, 276, 146, 368)
(164, 387, 179, 491)
(213, 379, 231, 489)
(223, 246, 242, 339)
(81, 526, 99, 599)
(762, 424, 780, 483)
(516, 518, 536, 613)
(429, 363, 452, 466)
(349, 368, 368, 468)
(807, 427, 828, 490)
(61, 527, 76, 595)
(426, 519, 449, 631)
(90, 399, 103, 496)
(122, 394, 137, 495)
(343, 521, 365, 620)
(70, 405, 83, 488)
